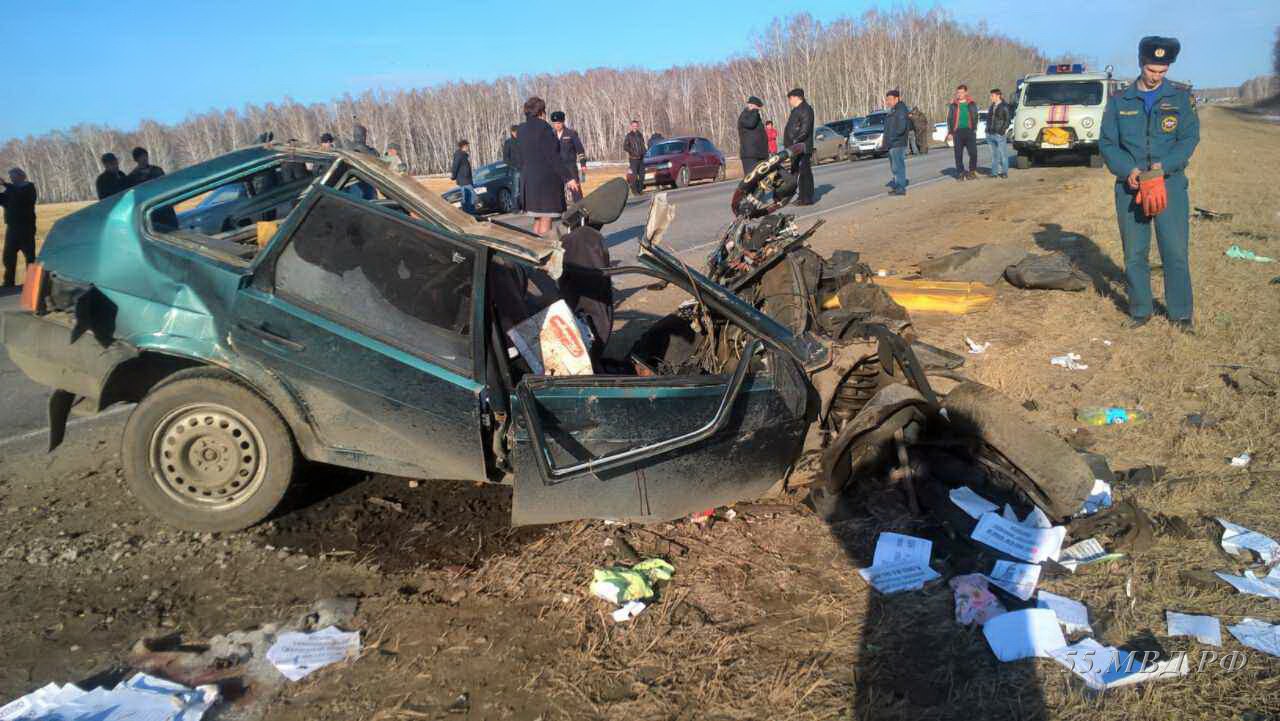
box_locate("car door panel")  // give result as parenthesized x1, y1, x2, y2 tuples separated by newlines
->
(229, 187, 489, 480)
(231, 290, 488, 480)
(509, 351, 810, 525)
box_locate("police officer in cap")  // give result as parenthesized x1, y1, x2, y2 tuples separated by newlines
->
(550, 110, 586, 203)
(1100, 36, 1200, 332)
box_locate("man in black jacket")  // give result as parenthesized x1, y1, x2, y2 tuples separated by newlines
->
(737, 96, 768, 178)
(125, 147, 165, 189)
(784, 88, 815, 205)
(1, 168, 37, 288)
(95, 153, 128, 200)
(502, 125, 522, 208)
(985, 89, 1012, 178)
(551, 111, 586, 203)
(623, 120, 647, 194)
(451, 140, 475, 212)
(882, 90, 911, 196)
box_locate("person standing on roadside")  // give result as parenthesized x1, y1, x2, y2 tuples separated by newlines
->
(765, 120, 778, 154)
(450, 140, 474, 212)
(95, 153, 128, 200)
(1100, 36, 1199, 333)
(905, 107, 921, 156)
(738, 96, 769, 178)
(946, 85, 980, 180)
(517, 97, 579, 236)
(784, 88, 815, 205)
(551, 111, 586, 203)
(502, 125, 522, 208)
(125, 147, 165, 189)
(882, 90, 910, 196)
(911, 107, 931, 155)
(382, 143, 407, 174)
(623, 120, 647, 194)
(1, 168, 37, 288)
(647, 131, 663, 149)
(985, 89, 1012, 178)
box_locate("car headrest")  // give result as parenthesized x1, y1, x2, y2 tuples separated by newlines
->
(566, 177, 629, 227)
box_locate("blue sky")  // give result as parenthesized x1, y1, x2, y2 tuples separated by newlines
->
(3, 0, 1275, 141)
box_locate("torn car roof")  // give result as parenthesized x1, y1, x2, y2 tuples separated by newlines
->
(271, 142, 560, 265)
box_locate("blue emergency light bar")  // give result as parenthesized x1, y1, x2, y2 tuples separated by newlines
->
(1047, 64, 1085, 74)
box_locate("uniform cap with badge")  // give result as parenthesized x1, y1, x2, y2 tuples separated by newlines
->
(1139, 36, 1180, 66)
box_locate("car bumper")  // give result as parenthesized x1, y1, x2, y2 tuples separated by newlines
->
(643, 169, 673, 185)
(1012, 138, 1098, 152)
(852, 143, 882, 156)
(1, 310, 138, 402)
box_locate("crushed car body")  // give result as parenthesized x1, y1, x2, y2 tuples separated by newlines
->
(1, 142, 1094, 533)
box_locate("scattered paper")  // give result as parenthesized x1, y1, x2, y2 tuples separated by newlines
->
(983, 608, 1067, 662)
(1214, 567, 1280, 600)
(858, 563, 941, 594)
(611, 600, 647, 623)
(970, 511, 1067, 564)
(1226, 618, 1280, 657)
(1217, 518, 1279, 564)
(1166, 611, 1222, 646)
(1079, 479, 1113, 516)
(265, 626, 361, 682)
(987, 560, 1041, 601)
(1050, 638, 1189, 690)
(1091, 337, 1113, 347)
(1038, 591, 1092, 634)
(949, 486, 999, 519)
(507, 299, 594, 376)
(0, 673, 218, 721)
(950, 573, 1006, 625)
(1050, 352, 1088, 371)
(1058, 537, 1123, 572)
(857, 532, 940, 594)
(1229, 452, 1252, 468)
(1024, 506, 1053, 530)
(964, 337, 990, 354)
(871, 532, 933, 568)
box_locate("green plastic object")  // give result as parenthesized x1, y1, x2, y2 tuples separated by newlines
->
(1225, 245, 1275, 263)
(1076, 406, 1152, 426)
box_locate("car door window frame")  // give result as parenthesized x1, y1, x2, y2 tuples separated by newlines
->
(251, 184, 488, 379)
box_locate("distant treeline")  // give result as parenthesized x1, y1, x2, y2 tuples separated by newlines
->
(2, 9, 1053, 203)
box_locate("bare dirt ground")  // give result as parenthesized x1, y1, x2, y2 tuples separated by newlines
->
(2, 109, 1278, 719)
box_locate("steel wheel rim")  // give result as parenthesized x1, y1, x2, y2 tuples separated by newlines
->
(149, 403, 268, 510)
(679, 167, 688, 185)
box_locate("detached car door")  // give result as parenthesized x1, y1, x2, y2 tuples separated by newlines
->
(229, 186, 489, 480)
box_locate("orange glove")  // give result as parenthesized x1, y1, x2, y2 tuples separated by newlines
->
(1134, 170, 1167, 217)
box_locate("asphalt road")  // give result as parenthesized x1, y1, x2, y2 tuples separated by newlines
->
(0, 145, 998, 444)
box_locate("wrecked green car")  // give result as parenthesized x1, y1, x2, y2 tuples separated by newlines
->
(1, 144, 1095, 534)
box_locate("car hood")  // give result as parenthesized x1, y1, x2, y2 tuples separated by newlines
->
(636, 194, 829, 372)
(643, 153, 682, 165)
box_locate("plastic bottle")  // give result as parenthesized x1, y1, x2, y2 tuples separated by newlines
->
(1076, 406, 1151, 426)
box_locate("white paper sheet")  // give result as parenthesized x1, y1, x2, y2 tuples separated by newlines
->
(987, 560, 1041, 601)
(949, 486, 998, 519)
(0, 673, 217, 721)
(964, 337, 990, 354)
(1024, 506, 1053, 530)
(266, 626, 362, 681)
(983, 608, 1067, 662)
(1050, 352, 1088, 370)
(1166, 611, 1222, 646)
(1037, 591, 1092, 634)
(871, 532, 933, 568)
(611, 600, 647, 623)
(1216, 518, 1279, 565)
(858, 562, 941, 594)
(1214, 569, 1280, 599)
(1049, 639, 1188, 690)
(507, 299, 594, 376)
(970, 511, 1066, 563)
(1079, 479, 1113, 516)
(1058, 537, 1120, 572)
(1227, 618, 1280, 657)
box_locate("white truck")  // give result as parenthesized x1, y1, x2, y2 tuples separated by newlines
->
(1009, 64, 1128, 169)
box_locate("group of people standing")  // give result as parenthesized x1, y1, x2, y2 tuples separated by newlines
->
(944, 84, 1012, 181)
(735, 89, 817, 205)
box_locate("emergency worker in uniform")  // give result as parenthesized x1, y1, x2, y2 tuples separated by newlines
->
(1099, 36, 1200, 332)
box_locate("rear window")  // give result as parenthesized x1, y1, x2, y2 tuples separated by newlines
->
(1023, 81, 1104, 107)
(647, 140, 687, 157)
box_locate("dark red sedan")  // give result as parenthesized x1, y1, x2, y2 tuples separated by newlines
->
(643, 136, 726, 189)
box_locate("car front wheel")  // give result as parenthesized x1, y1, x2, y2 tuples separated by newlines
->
(498, 188, 515, 213)
(676, 166, 690, 188)
(122, 370, 296, 532)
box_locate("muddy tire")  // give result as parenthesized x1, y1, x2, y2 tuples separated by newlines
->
(122, 370, 296, 532)
(942, 381, 1093, 520)
(1014, 153, 1032, 170)
(1087, 152, 1104, 169)
(676, 165, 690, 188)
(498, 188, 516, 213)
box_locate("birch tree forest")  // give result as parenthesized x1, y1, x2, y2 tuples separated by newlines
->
(2, 9, 1053, 203)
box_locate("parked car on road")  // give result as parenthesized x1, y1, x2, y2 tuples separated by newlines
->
(643, 136, 726, 188)
(441, 161, 518, 215)
(823, 118, 859, 139)
(849, 110, 889, 159)
(812, 125, 849, 163)
(932, 111, 990, 147)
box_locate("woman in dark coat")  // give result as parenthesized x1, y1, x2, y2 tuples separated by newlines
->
(516, 96, 578, 236)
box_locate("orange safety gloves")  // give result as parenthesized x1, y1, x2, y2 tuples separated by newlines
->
(1134, 170, 1167, 217)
